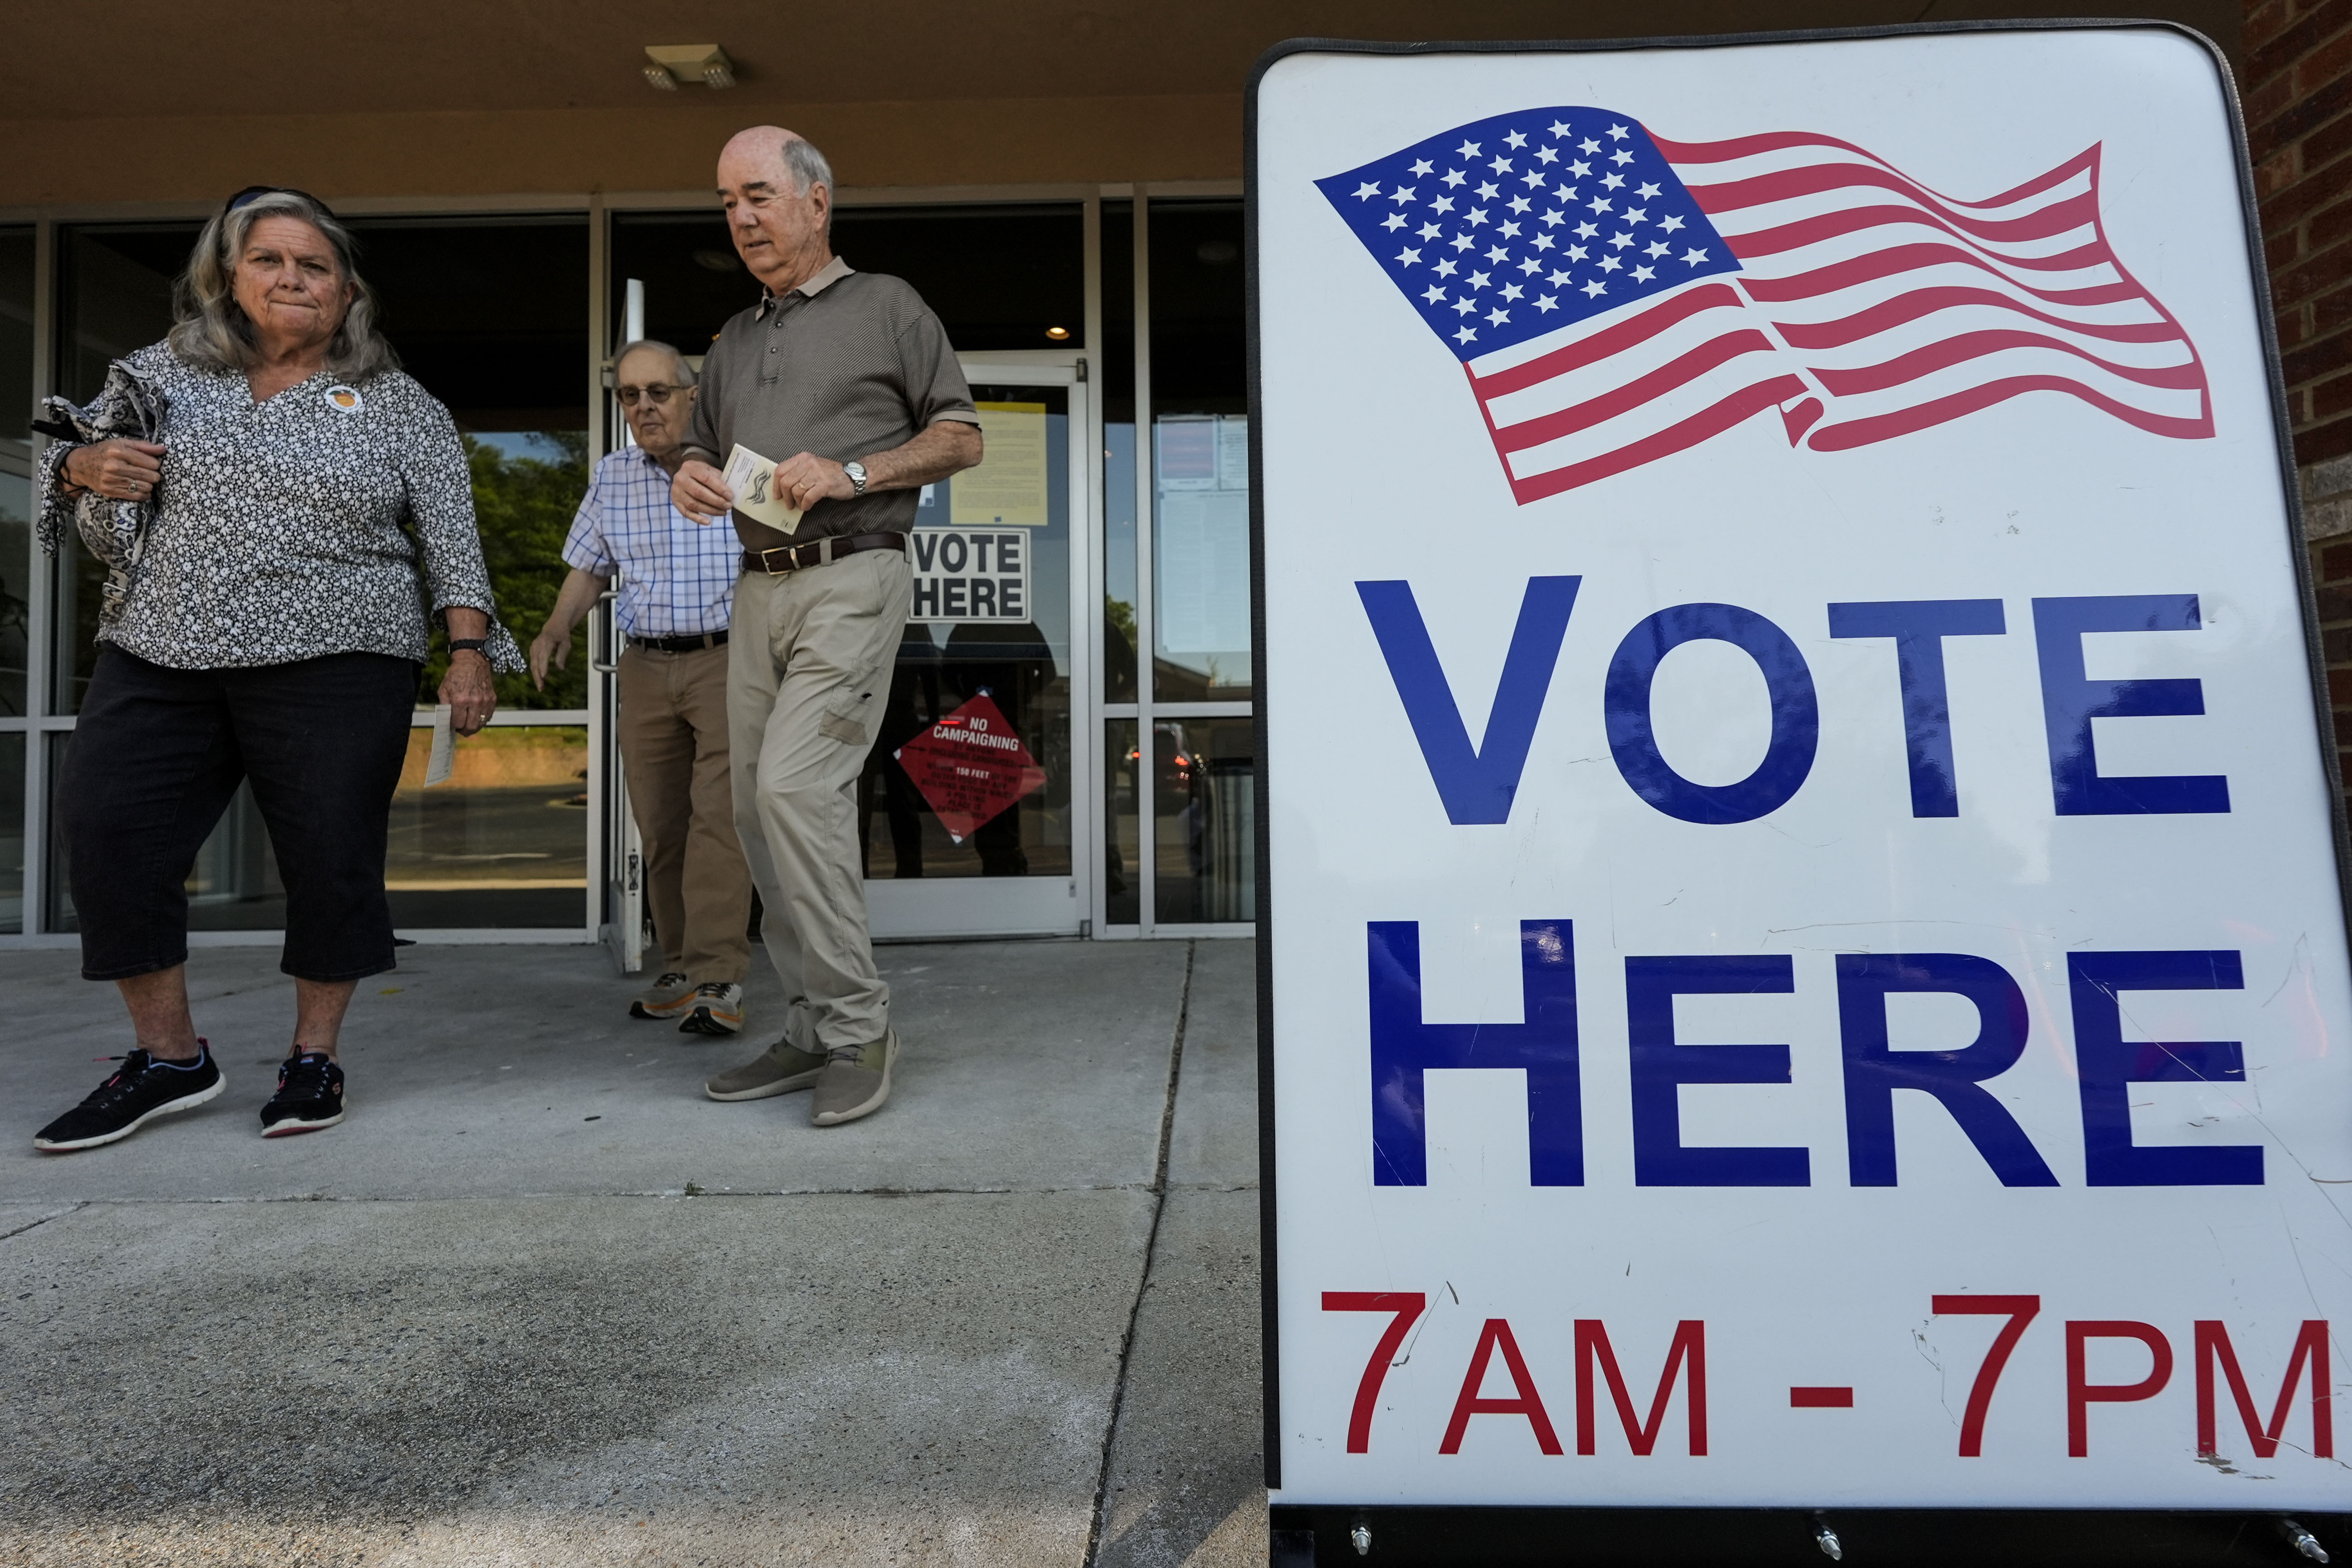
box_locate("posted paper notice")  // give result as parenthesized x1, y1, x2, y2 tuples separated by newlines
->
(951, 402, 1050, 527)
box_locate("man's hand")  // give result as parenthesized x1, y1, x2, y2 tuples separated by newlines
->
(769, 451, 857, 512)
(528, 627, 568, 692)
(64, 439, 166, 501)
(530, 568, 609, 692)
(672, 459, 735, 525)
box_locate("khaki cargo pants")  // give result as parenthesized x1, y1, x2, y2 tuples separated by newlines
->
(727, 548, 910, 1054)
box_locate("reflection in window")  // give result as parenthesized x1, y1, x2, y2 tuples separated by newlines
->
(0, 471, 26, 718)
(1103, 200, 1139, 705)
(52, 223, 201, 715)
(346, 216, 590, 713)
(861, 390, 1073, 882)
(0, 733, 20, 933)
(455, 430, 590, 710)
(613, 204, 1086, 359)
(1152, 412, 1250, 697)
(45, 216, 594, 932)
(388, 724, 589, 929)
(1151, 716, 1254, 924)
(1149, 201, 1251, 702)
(1106, 719, 1140, 926)
(0, 226, 30, 717)
(1105, 423, 1138, 702)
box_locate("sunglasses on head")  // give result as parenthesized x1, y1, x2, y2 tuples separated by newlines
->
(223, 186, 336, 219)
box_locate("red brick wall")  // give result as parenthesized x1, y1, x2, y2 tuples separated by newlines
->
(2248, 0, 2352, 792)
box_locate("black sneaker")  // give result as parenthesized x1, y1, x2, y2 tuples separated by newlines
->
(33, 1044, 224, 1153)
(260, 1051, 345, 1137)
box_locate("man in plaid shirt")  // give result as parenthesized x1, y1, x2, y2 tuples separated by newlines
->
(532, 340, 752, 1036)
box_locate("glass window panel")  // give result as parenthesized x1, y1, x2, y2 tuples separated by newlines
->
(57, 224, 198, 404)
(48, 219, 592, 719)
(53, 777, 306, 934)
(613, 204, 1084, 361)
(1151, 716, 1255, 925)
(388, 723, 589, 929)
(1105, 422, 1137, 704)
(44, 724, 589, 934)
(42, 731, 70, 931)
(347, 216, 590, 715)
(0, 732, 21, 933)
(0, 226, 30, 716)
(184, 781, 286, 930)
(861, 385, 1073, 882)
(0, 469, 27, 719)
(52, 223, 201, 715)
(1148, 201, 1250, 703)
(0, 227, 31, 455)
(1103, 200, 1138, 705)
(1105, 718, 1140, 927)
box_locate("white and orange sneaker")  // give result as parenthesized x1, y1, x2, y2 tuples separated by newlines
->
(630, 972, 694, 1020)
(678, 982, 745, 1037)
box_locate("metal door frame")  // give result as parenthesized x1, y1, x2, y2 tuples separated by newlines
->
(866, 356, 1095, 940)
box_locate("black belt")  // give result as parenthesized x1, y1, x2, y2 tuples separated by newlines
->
(629, 630, 729, 652)
(741, 533, 907, 576)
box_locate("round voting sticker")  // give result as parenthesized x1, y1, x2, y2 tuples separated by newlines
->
(324, 385, 363, 414)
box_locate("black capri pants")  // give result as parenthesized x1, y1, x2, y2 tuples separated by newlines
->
(60, 647, 419, 982)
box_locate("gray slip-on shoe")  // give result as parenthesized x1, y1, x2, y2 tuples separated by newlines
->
(704, 1040, 826, 1102)
(811, 1031, 897, 1126)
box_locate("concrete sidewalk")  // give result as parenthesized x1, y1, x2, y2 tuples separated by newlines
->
(0, 938, 1264, 1567)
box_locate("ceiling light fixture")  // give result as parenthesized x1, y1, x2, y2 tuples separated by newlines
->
(1045, 326, 1070, 341)
(644, 45, 737, 91)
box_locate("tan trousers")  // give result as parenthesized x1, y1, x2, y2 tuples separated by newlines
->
(728, 549, 911, 1053)
(617, 642, 752, 983)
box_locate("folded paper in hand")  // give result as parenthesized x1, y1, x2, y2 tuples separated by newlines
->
(425, 704, 454, 786)
(721, 444, 805, 534)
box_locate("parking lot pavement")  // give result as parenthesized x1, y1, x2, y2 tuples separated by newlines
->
(0, 937, 1265, 1568)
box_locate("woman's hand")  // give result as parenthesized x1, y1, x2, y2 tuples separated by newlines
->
(439, 606, 499, 737)
(64, 440, 166, 502)
(439, 650, 497, 737)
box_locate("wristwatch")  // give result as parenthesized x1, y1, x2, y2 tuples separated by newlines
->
(448, 638, 489, 658)
(844, 460, 869, 496)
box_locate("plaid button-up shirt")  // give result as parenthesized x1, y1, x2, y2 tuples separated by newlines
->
(562, 445, 738, 639)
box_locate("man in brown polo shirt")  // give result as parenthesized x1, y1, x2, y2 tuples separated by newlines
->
(673, 126, 982, 1127)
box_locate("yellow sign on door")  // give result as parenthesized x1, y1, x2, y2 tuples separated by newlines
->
(952, 401, 1050, 528)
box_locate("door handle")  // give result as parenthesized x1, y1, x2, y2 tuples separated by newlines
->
(590, 590, 619, 674)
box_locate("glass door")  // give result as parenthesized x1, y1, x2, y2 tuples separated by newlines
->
(862, 364, 1092, 938)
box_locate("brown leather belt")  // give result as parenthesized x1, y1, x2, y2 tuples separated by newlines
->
(740, 533, 908, 576)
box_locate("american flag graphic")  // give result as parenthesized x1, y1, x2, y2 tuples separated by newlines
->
(1315, 108, 2212, 503)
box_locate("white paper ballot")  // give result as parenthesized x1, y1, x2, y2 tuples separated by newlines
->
(425, 704, 454, 786)
(720, 444, 806, 534)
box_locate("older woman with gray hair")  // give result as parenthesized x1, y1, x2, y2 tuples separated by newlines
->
(31, 186, 521, 1154)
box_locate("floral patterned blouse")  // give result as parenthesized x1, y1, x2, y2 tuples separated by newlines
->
(38, 342, 522, 673)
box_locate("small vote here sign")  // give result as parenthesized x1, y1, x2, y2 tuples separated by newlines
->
(911, 529, 1030, 624)
(1254, 26, 2352, 1514)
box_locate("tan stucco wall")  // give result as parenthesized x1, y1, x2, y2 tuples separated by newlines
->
(0, 0, 2240, 209)
(0, 95, 1243, 210)
(0, 0, 2239, 210)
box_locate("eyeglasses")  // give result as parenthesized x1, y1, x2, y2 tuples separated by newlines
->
(617, 384, 687, 406)
(223, 185, 337, 218)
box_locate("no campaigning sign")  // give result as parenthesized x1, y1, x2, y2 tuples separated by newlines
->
(894, 693, 1046, 841)
(1254, 26, 2352, 1513)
